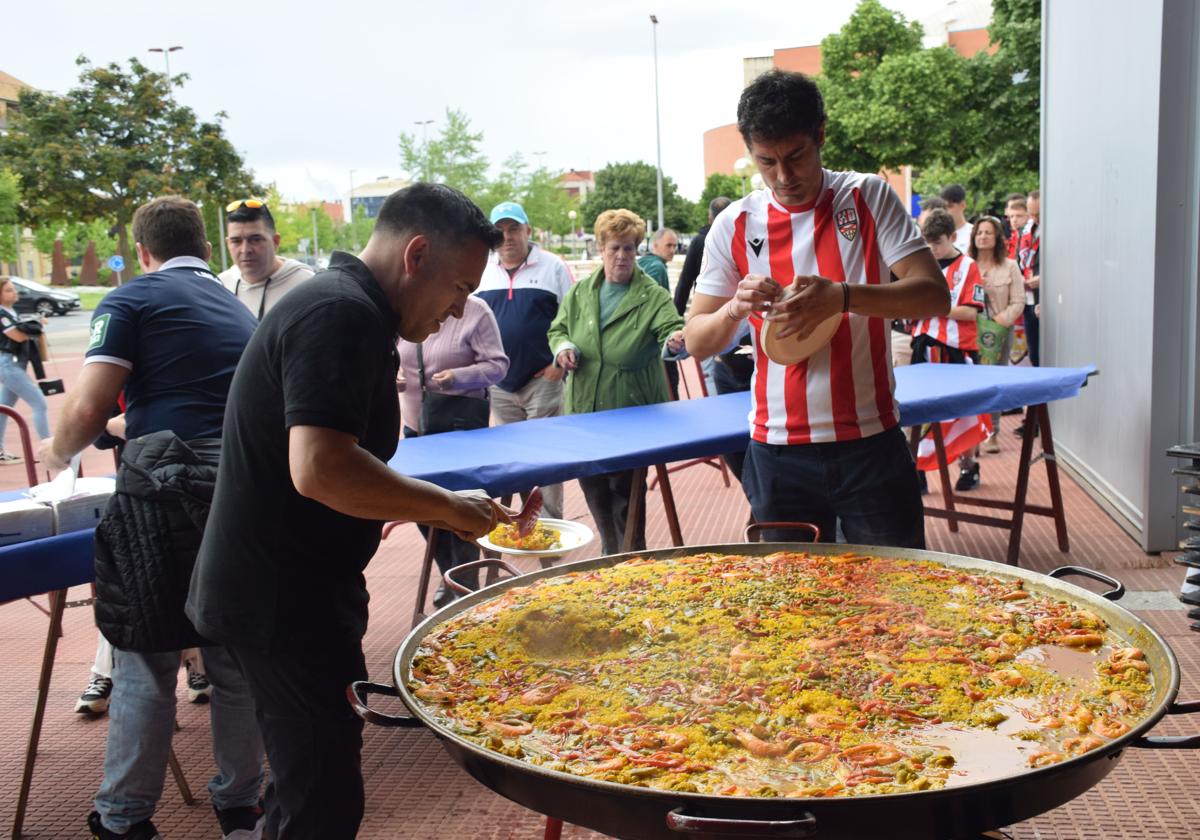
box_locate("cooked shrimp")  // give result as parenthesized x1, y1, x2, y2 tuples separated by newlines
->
(1108, 690, 1146, 714)
(787, 740, 833, 763)
(1091, 714, 1131, 739)
(484, 719, 533, 736)
(1063, 704, 1094, 733)
(413, 685, 455, 703)
(805, 713, 850, 730)
(991, 669, 1027, 688)
(734, 729, 795, 758)
(1028, 752, 1064, 768)
(520, 682, 568, 705)
(588, 755, 628, 773)
(838, 743, 904, 768)
(1061, 734, 1104, 755)
(1052, 633, 1103, 648)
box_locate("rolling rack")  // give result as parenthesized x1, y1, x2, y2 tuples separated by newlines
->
(1166, 442, 1200, 632)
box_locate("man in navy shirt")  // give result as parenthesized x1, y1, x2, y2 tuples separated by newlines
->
(41, 196, 265, 840)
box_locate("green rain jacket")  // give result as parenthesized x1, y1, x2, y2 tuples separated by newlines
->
(547, 264, 684, 414)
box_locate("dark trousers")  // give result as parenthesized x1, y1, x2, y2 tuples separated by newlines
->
(579, 469, 647, 555)
(741, 426, 925, 549)
(1023, 303, 1040, 367)
(230, 637, 367, 840)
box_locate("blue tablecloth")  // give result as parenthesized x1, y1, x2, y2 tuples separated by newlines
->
(1, 364, 1094, 600)
(387, 364, 1096, 495)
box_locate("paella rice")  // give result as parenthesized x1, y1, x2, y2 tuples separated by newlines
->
(409, 551, 1155, 797)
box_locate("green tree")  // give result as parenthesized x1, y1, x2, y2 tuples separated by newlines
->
(398, 108, 490, 204)
(476, 155, 580, 236)
(0, 56, 258, 274)
(819, 0, 973, 173)
(0, 168, 19, 264)
(693, 173, 743, 230)
(580, 162, 695, 233)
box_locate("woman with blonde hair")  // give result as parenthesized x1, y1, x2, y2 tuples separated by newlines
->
(969, 215, 1025, 452)
(548, 209, 685, 554)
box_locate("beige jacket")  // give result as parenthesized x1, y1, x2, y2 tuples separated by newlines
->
(977, 260, 1025, 328)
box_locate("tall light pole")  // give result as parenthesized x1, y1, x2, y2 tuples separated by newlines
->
(349, 169, 360, 250)
(568, 210, 578, 259)
(649, 15, 664, 232)
(414, 119, 434, 182)
(734, 157, 753, 196)
(533, 150, 548, 171)
(148, 46, 183, 88)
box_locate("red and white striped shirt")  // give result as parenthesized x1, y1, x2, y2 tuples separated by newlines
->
(911, 254, 985, 351)
(696, 170, 926, 445)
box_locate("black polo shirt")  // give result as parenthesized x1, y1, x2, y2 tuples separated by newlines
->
(187, 252, 401, 650)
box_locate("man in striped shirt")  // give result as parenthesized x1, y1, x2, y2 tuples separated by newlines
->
(683, 70, 948, 548)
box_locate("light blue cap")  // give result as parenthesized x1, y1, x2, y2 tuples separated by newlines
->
(489, 201, 529, 225)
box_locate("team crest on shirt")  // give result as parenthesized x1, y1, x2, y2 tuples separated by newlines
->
(835, 209, 859, 242)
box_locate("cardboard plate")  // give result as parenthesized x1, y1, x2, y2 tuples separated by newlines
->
(761, 311, 843, 365)
(476, 518, 594, 558)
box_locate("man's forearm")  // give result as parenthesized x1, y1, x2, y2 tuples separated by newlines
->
(52, 394, 111, 461)
(846, 275, 949, 320)
(684, 306, 742, 360)
(293, 438, 473, 527)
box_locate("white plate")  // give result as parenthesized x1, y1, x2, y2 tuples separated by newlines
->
(476, 518, 594, 558)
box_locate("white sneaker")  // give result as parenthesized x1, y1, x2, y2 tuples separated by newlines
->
(0, 451, 23, 464)
(75, 675, 113, 714)
(185, 662, 213, 704)
(984, 433, 1000, 454)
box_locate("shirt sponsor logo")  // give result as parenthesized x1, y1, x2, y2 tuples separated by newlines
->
(88, 313, 110, 351)
(836, 208, 859, 242)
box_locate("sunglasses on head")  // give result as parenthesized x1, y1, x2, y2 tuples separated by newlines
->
(226, 198, 267, 213)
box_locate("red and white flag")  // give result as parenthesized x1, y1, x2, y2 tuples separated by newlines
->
(916, 414, 993, 471)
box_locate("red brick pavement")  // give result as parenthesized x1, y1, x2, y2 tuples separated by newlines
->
(2, 358, 1197, 839)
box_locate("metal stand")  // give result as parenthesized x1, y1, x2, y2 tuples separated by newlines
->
(1166, 442, 1200, 632)
(913, 404, 1070, 565)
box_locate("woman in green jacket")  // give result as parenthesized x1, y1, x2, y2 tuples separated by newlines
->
(548, 209, 685, 554)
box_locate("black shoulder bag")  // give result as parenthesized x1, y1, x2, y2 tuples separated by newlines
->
(416, 343, 491, 435)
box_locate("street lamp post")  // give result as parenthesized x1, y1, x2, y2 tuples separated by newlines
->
(414, 119, 434, 181)
(567, 210, 578, 260)
(349, 169, 359, 250)
(734, 157, 753, 196)
(147, 46, 183, 88)
(650, 14, 664, 233)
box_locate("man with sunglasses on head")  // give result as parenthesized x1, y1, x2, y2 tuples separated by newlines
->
(39, 196, 266, 840)
(219, 199, 314, 320)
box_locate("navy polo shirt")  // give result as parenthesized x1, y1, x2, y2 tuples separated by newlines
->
(84, 256, 257, 441)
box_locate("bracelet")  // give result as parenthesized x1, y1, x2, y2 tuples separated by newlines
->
(725, 300, 745, 321)
(841, 282, 851, 314)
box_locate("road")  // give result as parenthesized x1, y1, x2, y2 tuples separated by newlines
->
(43, 309, 93, 357)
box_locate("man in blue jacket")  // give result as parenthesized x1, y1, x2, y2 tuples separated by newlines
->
(41, 196, 265, 840)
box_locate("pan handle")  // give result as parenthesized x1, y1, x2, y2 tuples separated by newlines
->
(445, 558, 523, 595)
(1132, 700, 1200, 749)
(346, 681, 424, 728)
(666, 808, 817, 837)
(1046, 565, 1125, 601)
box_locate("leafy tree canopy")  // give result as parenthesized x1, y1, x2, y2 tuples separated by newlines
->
(0, 55, 258, 271)
(580, 161, 695, 234)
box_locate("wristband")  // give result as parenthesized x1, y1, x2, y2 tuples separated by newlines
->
(842, 282, 851, 314)
(725, 300, 745, 321)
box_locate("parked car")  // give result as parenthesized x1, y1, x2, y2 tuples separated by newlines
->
(4, 277, 82, 316)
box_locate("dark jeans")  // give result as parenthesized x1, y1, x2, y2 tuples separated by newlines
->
(741, 426, 925, 549)
(230, 638, 367, 840)
(1023, 303, 1040, 367)
(404, 426, 480, 581)
(579, 469, 646, 555)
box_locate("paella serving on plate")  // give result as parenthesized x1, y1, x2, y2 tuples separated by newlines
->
(407, 550, 1155, 799)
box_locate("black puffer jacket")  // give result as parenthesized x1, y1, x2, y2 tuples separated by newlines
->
(94, 431, 221, 652)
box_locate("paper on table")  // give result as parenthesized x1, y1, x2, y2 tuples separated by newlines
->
(28, 454, 109, 503)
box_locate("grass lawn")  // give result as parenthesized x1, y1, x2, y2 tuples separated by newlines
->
(74, 288, 113, 310)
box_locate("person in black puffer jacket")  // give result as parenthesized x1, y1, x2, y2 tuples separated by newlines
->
(38, 197, 266, 840)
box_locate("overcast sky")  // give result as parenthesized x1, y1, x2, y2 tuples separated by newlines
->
(7, 0, 986, 203)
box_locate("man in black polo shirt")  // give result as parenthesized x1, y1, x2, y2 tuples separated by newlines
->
(40, 196, 265, 840)
(187, 184, 509, 839)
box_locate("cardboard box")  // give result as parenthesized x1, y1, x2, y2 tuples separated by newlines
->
(0, 499, 55, 546)
(50, 477, 115, 534)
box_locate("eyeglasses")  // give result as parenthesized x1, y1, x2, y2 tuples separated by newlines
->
(226, 198, 267, 213)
